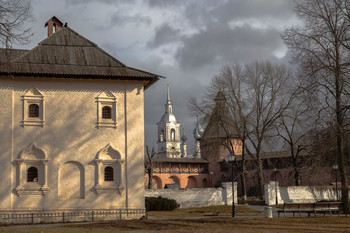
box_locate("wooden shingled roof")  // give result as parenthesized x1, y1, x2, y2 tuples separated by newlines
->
(0, 24, 161, 89)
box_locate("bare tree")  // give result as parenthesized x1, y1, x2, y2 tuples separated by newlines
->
(145, 145, 157, 189)
(193, 61, 294, 200)
(0, 0, 31, 48)
(275, 99, 309, 186)
(283, 0, 350, 212)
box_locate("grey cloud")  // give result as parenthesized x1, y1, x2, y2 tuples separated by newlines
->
(65, 0, 136, 5)
(110, 13, 152, 27)
(147, 0, 186, 8)
(175, 22, 284, 70)
(210, 0, 294, 22)
(147, 24, 181, 48)
(183, 0, 294, 28)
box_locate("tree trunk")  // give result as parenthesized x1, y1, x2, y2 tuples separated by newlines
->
(335, 70, 349, 213)
(240, 173, 247, 200)
(147, 169, 153, 189)
(293, 159, 300, 186)
(257, 159, 265, 200)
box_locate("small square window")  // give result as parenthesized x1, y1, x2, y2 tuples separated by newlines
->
(102, 106, 112, 119)
(29, 104, 40, 118)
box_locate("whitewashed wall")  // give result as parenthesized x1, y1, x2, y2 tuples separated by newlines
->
(145, 182, 237, 208)
(264, 181, 347, 205)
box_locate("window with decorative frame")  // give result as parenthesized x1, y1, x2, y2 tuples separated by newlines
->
(15, 143, 49, 196)
(22, 88, 44, 127)
(94, 143, 124, 195)
(96, 91, 117, 128)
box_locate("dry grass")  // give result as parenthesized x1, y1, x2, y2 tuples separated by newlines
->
(1, 206, 349, 233)
(148, 205, 262, 218)
(2, 217, 350, 233)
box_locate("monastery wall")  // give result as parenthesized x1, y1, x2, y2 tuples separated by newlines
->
(145, 182, 237, 208)
(264, 181, 350, 205)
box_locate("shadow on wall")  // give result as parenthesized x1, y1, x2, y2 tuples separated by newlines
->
(6, 84, 146, 209)
(58, 161, 85, 200)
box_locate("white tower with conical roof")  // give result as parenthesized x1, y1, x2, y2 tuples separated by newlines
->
(157, 84, 181, 158)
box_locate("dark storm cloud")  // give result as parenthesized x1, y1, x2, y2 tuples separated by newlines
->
(147, 24, 181, 48)
(175, 22, 283, 70)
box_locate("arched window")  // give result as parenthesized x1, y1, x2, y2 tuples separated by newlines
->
(104, 166, 114, 181)
(160, 129, 164, 141)
(171, 129, 175, 141)
(102, 106, 112, 119)
(29, 104, 39, 118)
(27, 167, 38, 182)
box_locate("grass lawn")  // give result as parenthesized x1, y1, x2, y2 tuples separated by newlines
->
(1, 206, 349, 233)
(148, 205, 262, 218)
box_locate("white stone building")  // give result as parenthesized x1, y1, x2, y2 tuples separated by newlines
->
(0, 17, 159, 218)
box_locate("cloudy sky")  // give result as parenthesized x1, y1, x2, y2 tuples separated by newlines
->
(20, 0, 298, 153)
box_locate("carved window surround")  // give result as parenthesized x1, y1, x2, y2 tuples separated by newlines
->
(96, 91, 117, 128)
(15, 143, 49, 196)
(94, 144, 124, 194)
(21, 88, 45, 127)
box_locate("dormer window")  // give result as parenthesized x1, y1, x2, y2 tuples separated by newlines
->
(29, 104, 40, 118)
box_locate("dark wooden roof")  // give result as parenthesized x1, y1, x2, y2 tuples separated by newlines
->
(0, 26, 161, 89)
(0, 48, 28, 64)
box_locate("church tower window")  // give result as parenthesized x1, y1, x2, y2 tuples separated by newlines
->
(171, 129, 175, 141)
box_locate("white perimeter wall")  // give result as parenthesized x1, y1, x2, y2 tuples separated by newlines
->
(264, 181, 349, 205)
(145, 182, 237, 208)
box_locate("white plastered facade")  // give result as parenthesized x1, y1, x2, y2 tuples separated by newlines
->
(0, 77, 145, 212)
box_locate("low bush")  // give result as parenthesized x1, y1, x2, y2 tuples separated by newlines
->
(145, 196, 179, 211)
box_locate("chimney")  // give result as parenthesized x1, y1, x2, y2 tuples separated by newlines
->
(44, 16, 64, 37)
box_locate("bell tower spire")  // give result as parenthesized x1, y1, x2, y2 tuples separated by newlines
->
(165, 83, 172, 114)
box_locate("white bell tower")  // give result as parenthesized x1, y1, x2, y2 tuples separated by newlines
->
(157, 84, 181, 158)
